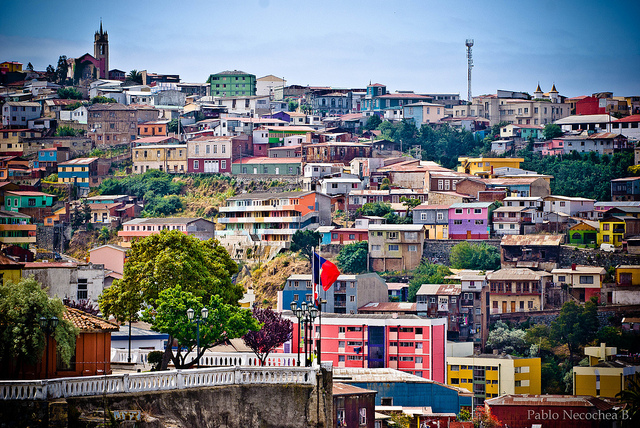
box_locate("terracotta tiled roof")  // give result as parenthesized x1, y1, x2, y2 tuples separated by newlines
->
(63, 306, 119, 332)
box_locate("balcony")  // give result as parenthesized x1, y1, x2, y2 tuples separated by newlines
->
(460, 299, 474, 307)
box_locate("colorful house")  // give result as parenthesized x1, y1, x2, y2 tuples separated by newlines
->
(334, 368, 472, 416)
(231, 156, 301, 176)
(597, 215, 626, 247)
(4, 191, 55, 212)
(0, 209, 36, 248)
(57, 157, 99, 189)
(448, 202, 497, 240)
(447, 354, 541, 407)
(456, 157, 524, 178)
(0, 252, 23, 284)
(283, 313, 447, 382)
(413, 204, 449, 240)
(573, 343, 640, 398)
(567, 220, 599, 245)
(333, 382, 376, 428)
(551, 265, 606, 302)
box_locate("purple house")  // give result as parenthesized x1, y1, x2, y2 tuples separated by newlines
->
(448, 202, 497, 239)
(263, 111, 291, 122)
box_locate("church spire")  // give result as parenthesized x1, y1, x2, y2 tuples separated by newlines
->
(99, 18, 103, 35)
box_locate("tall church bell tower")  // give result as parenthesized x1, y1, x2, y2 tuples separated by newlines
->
(94, 20, 109, 79)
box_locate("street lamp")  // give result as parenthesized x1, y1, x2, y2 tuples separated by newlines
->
(187, 307, 209, 368)
(39, 316, 59, 379)
(290, 301, 303, 366)
(291, 301, 318, 367)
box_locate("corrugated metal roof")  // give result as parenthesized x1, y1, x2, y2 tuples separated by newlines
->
(333, 382, 377, 396)
(501, 234, 564, 246)
(487, 268, 551, 281)
(486, 394, 614, 410)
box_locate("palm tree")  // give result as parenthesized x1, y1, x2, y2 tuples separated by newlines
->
(99, 227, 110, 244)
(616, 377, 640, 427)
(128, 70, 142, 84)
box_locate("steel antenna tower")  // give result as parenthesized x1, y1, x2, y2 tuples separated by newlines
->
(466, 39, 474, 103)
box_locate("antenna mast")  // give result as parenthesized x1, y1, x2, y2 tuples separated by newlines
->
(466, 39, 474, 103)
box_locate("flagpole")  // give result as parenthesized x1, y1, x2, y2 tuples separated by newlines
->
(311, 245, 315, 368)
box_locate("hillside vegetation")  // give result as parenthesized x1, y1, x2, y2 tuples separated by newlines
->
(238, 253, 309, 308)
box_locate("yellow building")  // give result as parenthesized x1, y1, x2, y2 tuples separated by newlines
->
(616, 265, 640, 286)
(573, 343, 640, 398)
(0, 61, 23, 73)
(456, 157, 524, 178)
(597, 215, 626, 247)
(0, 252, 23, 284)
(447, 354, 541, 407)
(132, 144, 188, 174)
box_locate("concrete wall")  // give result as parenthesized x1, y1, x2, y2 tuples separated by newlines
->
(0, 370, 334, 428)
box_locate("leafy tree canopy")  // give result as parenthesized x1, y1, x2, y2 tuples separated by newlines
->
(336, 241, 368, 274)
(91, 96, 117, 104)
(290, 230, 321, 263)
(57, 87, 83, 100)
(55, 125, 83, 137)
(288, 100, 298, 112)
(550, 297, 599, 363)
(364, 114, 382, 131)
(98, 169, 184, 200)
(142, 194, 183, 217)
(0, 277, 78, 373)
(243, 307, 292, 366)
(543, 123, 563, 140)
(487, 320, 528, 355)
(449, 241, 500, 271)
(356, 201, 393, 218)
(407, 260, 452, 302)
(143, 286, 258, 369)
(127, 70, 143, 84)
(521, 151, 633, 200)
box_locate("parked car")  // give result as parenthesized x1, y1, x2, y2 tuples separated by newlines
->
(600, 243, 615, 252)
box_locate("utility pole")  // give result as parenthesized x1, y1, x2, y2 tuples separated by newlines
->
(466, 39, 474, 103)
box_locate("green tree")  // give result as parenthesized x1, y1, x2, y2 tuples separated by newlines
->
(26, 62, 34, 71)
(57, 87, 83, 100)
(487, 320, 527, 355)
(379, 177, 391, 190)
(550, 297, 599, 364)
(142, 286, 258, 369)
(288, 100, 298, 112)
(99, 230, 243, 370)
(91, 96, 117, 104)
(388, 412, 412, 428)
(98, 169, 184, 200)
(617, 377, 640, 427)
(127, 69, 143, 84)
(55, 55, 68, 84)
(336, 241, 368, 274)
(364, 115, 382, 131)
(543, 123, 563, 140)
(290, 230, 321, 263)
(400, 196, 421, 218)
(449, 241, 500, 270)
(142, 194, 184, 217)
(356, 201, 393, 218)
(99, 226, 110, 244)
(0, 277, 78, 377)
(55, 125, 82, 137)
(167, 118, 179, 134)
(407, 260, 452, 301)
(46, 64, 55, 80)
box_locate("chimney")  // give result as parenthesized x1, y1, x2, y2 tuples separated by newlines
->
(571, 263, 576, 270)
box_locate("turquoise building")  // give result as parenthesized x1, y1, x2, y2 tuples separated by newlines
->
(209, 70, 256, 97)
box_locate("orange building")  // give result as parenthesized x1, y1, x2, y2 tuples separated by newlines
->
(137, 120, 169, 137)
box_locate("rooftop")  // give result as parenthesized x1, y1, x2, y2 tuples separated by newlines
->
(64, 306, 119, 332)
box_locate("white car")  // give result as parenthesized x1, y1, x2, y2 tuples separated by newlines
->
(600, 243, 615, 252)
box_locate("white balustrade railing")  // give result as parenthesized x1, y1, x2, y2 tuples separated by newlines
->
(0, 366, 316, 401)
(111, 348, 299, 369)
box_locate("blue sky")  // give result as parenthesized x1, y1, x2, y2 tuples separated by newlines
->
(1, 0, 639, 99)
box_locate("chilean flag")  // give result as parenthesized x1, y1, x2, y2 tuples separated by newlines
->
(313, 252, 340, 302)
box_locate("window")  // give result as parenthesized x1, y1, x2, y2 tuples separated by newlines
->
(371, 245, 381, 251)
(408, 245, 417, 252)
(194, 160, 199, 169)
(293, 294, 298, 301)
(421, 213, 427, 220)
(387, 232, 398, 239)
(350, 295, 355, 302)
(338, 341, 345, 348)
(437, 213, 444, 221)
(455, 209, 462, 214)
(475, 220, 483, 225)
(474, 209, 482, 214)
(359, 408, 367, 425)
(388, 244, 399, 251)
(416, 357, 423, 363)
(451, 365, 460, 371)
(338, 355, 345, 362)
(339, 327, 345, 333)
(558, 275, 566, 282)
(579, 276, 594, 284)
(77, 279, 88, 300)
(454, 220, 462, 225)
(451, 378, 460, 384)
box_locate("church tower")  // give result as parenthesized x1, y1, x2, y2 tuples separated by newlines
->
(94, 20, 109, 79)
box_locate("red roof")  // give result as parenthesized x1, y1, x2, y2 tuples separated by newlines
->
(613, 114, 640, 123)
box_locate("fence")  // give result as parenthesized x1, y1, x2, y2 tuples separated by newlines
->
(0, 366, 316, 401)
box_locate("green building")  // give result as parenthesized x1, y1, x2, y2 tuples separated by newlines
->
(567, 220, 599, 245)
(231, 157, 301, 176)
(5, 191, 55, 212)
(209, 70, 256, 97)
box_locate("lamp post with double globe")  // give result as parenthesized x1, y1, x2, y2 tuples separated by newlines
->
(186, 307, 209, 368)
